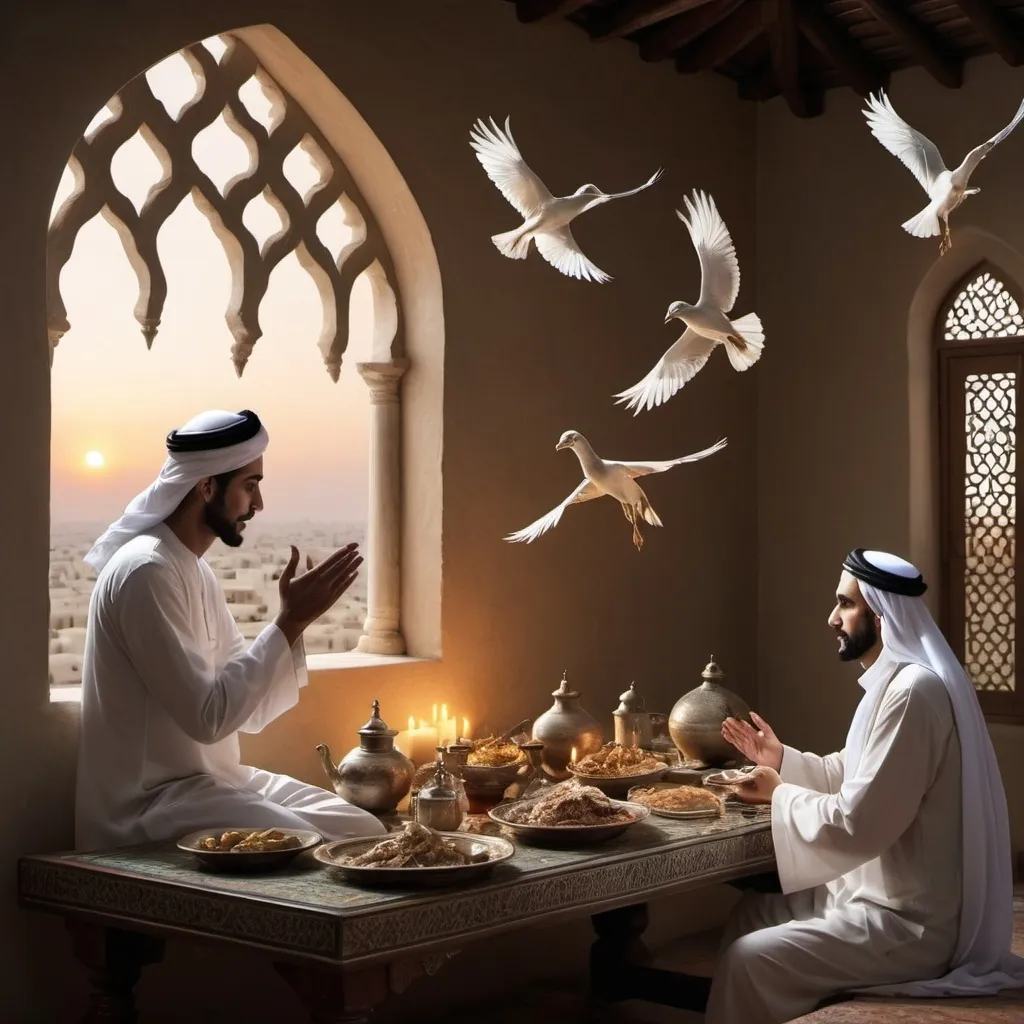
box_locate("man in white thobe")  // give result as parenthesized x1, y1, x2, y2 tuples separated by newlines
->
(75, 409, 386, 850)
(700, 548, 1024, 1023)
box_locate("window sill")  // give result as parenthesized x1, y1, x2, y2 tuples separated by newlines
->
(49, 652, 433, 703)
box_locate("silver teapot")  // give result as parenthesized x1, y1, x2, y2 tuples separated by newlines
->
(414, 749, 464, 831)
(316, 699, 415, 814)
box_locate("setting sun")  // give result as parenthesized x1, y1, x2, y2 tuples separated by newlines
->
(84, 450, 105, 470)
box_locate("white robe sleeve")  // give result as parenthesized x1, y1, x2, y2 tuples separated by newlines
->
(117, 562, 304, 745)
(771, 679, 950, 894)
(206, 569, 309, 735)
(780, 745, 846, 793)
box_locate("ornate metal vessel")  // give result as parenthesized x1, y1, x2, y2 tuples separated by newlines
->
(667, 657, 753, 767)
(414, 751, 464, 831)
(316, 699, 415, 814)
(613, 681, 653, 749)
(531, 671, 603, 778)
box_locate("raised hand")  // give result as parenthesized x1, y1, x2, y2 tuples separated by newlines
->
(721, 711, 783, 772)
(275, 543, 363, 645)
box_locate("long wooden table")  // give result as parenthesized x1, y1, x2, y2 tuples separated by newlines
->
(18, 806, 774, 1022)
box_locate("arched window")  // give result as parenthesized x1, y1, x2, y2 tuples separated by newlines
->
(938, 264, 1023, 721)
(46, 30, 438, 697)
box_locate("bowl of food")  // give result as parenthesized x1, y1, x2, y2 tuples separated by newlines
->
(567, 743, 667, 798)
(460, 735, 527, 787)
(489, 778, 649, 846)
(177, 827, 322, 872)
(627, 782, 725, 820)
(314, 821, 515, 886)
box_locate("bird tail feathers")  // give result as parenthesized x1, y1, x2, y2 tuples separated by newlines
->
(639, 494, 662, 527)
(491, 228, 532, 259)
(725, 313, 765, 372)
(902, 205, 941, 238)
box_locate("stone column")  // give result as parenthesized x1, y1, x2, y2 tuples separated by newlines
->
(356, 359, 409, 655)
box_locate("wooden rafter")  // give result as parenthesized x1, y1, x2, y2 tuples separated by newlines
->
(589, 0, 717, 42)
(515, 0, 594, 22)
(639, 0, 741, 62)
(955, 0, 1024, 67)
(859, 0, 963, 88)
(674, 0, 765, 74)
(795, 0, 888, 97)
(737, 64, 780, 102)
(770, 0, 822, 118)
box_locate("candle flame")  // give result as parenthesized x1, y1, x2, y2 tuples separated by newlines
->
(463, 717, 470, 739)
(408, 716, 415, 731)
(571, 746, 578, 764)
(441, 703, 448, 720)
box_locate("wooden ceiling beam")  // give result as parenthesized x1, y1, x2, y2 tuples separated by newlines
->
(859, 0, 963, 88)
(955, 0, 1024, 66)
(639, 0, 741, 62)
(769, 0, 822, 118)
(737, 64, 780, 102)
(515, 0, 594, 23)
(674, 1, 767, 74)
(795, 0, 888, 97)
(589, 0, 716, 41)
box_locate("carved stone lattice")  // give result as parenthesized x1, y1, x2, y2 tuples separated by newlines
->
(963, 372, 1017, 693)
(47, 34, 399, 381)
(945, 272, 1024, 342)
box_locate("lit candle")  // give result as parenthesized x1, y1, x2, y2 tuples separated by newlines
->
(396, 715, 440, 768)
(571, 746, 578, 765)
(462, 717, 470, 741)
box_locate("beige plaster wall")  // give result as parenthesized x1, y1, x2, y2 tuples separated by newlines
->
(755, 56, 1024, 853)
(2, 0, 755, 1018)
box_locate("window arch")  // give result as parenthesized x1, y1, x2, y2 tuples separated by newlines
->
(937, 263, 1024, 721)
(46, 27, 443, 689)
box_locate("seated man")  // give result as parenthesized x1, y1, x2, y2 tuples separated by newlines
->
(702, 548, 1024, 1023)
(75, 409, 386, 850)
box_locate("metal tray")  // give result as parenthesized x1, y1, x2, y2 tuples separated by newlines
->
(488, 798, 650, 846)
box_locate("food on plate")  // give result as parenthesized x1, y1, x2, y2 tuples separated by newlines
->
(198, 828, 302, 853)
(630, 785, 723, 814)
(572, 743, 661, 777)
(466, 736, 525, 767)
(502, 779, 637, 827)
(344, 821, 486, 867)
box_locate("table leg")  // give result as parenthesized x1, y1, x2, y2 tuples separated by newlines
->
(67, 920, 164, 1024)
(589, 903, 711, 1012)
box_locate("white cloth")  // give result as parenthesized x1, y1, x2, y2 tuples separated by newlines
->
(84, 410, 270, 574)
(75, 522, 385, 850)
(707, 653, 963, 1023)
(854, 580, 1024, 997)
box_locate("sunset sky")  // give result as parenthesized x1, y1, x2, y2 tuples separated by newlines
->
(49, 40, 372, 527)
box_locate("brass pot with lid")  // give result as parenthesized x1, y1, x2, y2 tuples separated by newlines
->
(531, 670, 603, 778)
(667, 657, 752, 767)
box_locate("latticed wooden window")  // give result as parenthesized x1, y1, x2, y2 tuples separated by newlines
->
(938, 266, 1024, 721)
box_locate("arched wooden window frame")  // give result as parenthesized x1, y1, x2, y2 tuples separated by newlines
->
(937, 261, 1024, 722)
(46, 33, 416, 670)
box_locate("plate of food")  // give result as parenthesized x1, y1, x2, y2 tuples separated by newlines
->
(627, 782, 725, 820)
(314, 821, 515, 886)
(460, 734, 528, 789)
(489, 778, 650, 846)
(567, 744, 667, 798)
(177, 827, 322, 872)
(704, 766, 758, 787)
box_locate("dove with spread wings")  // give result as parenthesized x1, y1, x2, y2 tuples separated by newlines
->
(863, 88, 1024, 254)
(614, 190, 763, 415)
(505, 432, 726, 551)
(469, 116, 662, 283)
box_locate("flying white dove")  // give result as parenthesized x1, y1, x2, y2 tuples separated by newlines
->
(863, 88, 1024, 254)
(505, 431, 727, 551)
(469, 116, 663, 283)
(614, 190, 763, 415)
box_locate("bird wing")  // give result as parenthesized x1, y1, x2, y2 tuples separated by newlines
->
(469, 116, 553, 219)
(862, 90, 948, 194)
(613, 328, 717, 414)
(958, 93, 1024, 179)
(504, 479, 603, 544)
(597, 167, 664, 201)
(534, 226, 611, 283)
(678, 190, 740, 313)
(612, 437, 728, 478)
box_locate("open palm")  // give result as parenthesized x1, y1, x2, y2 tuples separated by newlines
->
(721, 712, 782, 772)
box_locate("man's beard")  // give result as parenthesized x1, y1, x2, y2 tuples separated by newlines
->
(204, 495, 251, 548)
(837, 611, 878, 662)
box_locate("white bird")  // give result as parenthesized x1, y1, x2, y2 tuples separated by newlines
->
(505, 431, 727, 551)
(614, 190, 763, 415)
(469, 116, 663, 283)
(862, 88, 1024, 254)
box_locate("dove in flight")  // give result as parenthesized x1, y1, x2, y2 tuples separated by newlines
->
(862, 88, 1024, 254)
(469, 116, 663, 283)
(505, 431, 726, 551)
(614, 190, 763, 415)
